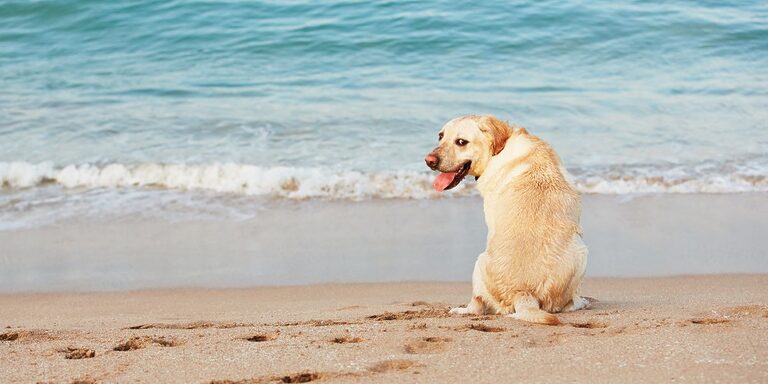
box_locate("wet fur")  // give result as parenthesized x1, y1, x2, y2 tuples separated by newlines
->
(435, 115, 589, 325)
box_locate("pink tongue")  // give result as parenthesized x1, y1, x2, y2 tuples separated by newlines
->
(433, 172, 457, 192)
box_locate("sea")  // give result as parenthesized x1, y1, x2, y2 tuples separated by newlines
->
(1, 0, 767, 231)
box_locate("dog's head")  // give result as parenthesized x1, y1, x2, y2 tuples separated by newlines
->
(424, 115, 513, 191)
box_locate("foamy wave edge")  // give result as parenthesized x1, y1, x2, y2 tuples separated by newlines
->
(1, 161, 766, 198)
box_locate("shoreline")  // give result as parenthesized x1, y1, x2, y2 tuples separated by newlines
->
(1, 275, 767, 383)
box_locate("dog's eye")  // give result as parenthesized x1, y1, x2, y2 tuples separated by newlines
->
(455, 138, 468, 146)
(438, 132, 444, 141)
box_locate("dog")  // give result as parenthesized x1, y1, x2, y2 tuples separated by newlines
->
(424, 115, 589, 325)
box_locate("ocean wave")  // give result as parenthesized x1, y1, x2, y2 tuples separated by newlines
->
(1, 161, 766, 199)
(0, 162, 472, 200)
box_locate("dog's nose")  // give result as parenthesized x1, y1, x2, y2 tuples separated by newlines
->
(425, 154, 439, 169)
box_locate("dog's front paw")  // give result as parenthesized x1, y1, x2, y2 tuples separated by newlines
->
(449, 306, 470, 315)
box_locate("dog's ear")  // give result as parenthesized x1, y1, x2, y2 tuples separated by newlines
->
(479, 116, 513, 156)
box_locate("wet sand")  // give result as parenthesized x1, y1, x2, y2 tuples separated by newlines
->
(1, 275, 767, 383)
(1, 193, 767, 291)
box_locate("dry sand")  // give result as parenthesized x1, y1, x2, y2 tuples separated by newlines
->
(1, 275, 767, 383)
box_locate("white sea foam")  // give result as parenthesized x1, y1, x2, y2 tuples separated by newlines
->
(0, 162, 472, 200)
(1, 160, 767, 200)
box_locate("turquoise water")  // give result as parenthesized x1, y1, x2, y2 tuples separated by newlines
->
(1, 0, 768, 227)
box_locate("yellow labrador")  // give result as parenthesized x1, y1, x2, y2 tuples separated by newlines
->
(425, 115, 589, 325)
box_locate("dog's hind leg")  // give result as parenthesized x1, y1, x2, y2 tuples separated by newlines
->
(560, 235, 592, 313)
(507, 292, 560, 325)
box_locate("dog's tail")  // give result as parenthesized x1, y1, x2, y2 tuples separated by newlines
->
(510, 293, 560, 326)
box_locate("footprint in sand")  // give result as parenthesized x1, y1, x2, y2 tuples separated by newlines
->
(408, 322, 428, 330)
(0, 330, 55, 342)
(276, 319, 354, 327)
(405, 336, 452, 354)
(279, 372, 322, 383)
(688, 318, 731, 325)
(455, 323, 506, 333)
(209, 372, 324, 384)
(209, 360, 424, 383)
(60, 347, 96, 359)
(126, 321, 252, 330)
(331, 336, 364, 344)
(367, 307, 450, 321)
(369, 359, 424, 373)
(570, 321, 608, 329)
(685, 304, 767, 326)
(113, 336, 181, 351)
(243, 333, 279, 342)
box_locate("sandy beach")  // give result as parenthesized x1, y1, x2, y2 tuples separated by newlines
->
(1, 275, 767, 383)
